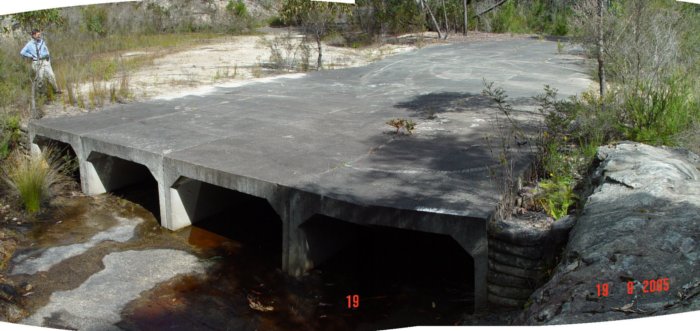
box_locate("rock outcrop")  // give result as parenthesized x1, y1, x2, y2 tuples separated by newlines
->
(520, 142, 700, 324)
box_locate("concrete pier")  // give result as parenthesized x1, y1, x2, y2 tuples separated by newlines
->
(29, 39, 591, 311)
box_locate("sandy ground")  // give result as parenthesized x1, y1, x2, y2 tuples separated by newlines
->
(124, 34, 416, 98)
(43, 29, 533, 118)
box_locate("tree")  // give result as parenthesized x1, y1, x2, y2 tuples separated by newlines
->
(596, 0, 605, 109)
(572, 0, 684, 96)
(421, 0, 443, 39)
(11, 9, 65, 33)
(463, 0, 468, 36)
(281, 0, 352, 70)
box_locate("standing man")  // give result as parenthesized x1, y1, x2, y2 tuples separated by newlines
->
(20, 29, 62, 94)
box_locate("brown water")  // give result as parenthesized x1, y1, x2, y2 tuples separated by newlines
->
(118, 211, 475, 331)
(10, 190, 478, 330)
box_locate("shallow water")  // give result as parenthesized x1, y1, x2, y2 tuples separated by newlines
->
(10, 193, 476, 330)
(120, 211, 475, 331)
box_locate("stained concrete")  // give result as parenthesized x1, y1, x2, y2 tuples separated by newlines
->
(29, 39, 592, 310)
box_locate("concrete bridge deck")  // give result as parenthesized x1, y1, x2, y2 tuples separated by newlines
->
(29, 39, 591, 310)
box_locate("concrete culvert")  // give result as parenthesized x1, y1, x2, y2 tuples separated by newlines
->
(303, 215, 476, 321)
(85, 152, 160, 220)
(172, 177, 283, 268)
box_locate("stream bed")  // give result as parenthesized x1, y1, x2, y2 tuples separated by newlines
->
(4, 192, 485, 330)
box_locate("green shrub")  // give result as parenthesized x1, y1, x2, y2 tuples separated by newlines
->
(0, 39, 32, 110)
(226, 0, 257, 33)
(491, 1, 528, 33)
(227, 0, 248, 17)
(2, 148, 70, 214)
(0, 114, 22, 160)
(12, 9, 65, 32)
(620, 75, 699, 146)
(536, 176, 577, 220)
(481, 0, 571, 35)
(82, 5, 109, 37)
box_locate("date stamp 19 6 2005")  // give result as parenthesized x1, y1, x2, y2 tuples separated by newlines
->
(596, 278, 671, 297)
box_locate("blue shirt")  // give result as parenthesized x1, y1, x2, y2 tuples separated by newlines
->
(20, 38, 50, 60)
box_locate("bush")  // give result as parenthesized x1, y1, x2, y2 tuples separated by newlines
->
(481, 0, 571, 35)
(619, 75, 699, 146)
(82, 5, 109, 37)
(226, 0, 256, 33)
(263, 33, 311, 72)
(0, 114, 22, 160)
(0, 39, 32, 110)
(491, 1, 528, 33)
(227, 0, 248, 17)
(536, 176, 577, 220)
(2, 148, 71, 214)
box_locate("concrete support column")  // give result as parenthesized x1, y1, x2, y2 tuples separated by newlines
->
(278, 190, 318, 277)
(155, 174, 169, 230)
(83, 157, 108, 195)
(165, 177, 231, 231)
(454, 233, 489, 312)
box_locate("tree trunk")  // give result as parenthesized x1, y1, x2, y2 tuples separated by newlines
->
(422, 0, 442, 39)
(597, 0, 606, 110)
(316, 33, 323, 70)
(463, 0, 468, 36)
(441, 0, 449, 39)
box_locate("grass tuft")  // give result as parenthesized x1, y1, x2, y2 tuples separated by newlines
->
(2, 148, 72, 214)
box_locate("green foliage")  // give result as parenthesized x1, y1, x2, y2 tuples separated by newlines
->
(536, 176, 576, 220)
(482, 82, 601, 220)
(2, 148, 69, 214)
(483, 0, 571, 36)
(280, 0, 353, 29)
(491, 0, 528, 33)
(620, 75, 699, 146)
(227, 0, 248, 17)
(225, 0, 257, 33)
(0, 114, 22, 160)
(144, 3, 171, 33)
(404, 119, 417, 134)
(0, 40, 32, 110)
(352, 0, 425, 37)
(12, 9, 65, 31)
(82, 5, 109, 37)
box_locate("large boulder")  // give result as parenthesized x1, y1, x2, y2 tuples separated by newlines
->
(519, 142, 700, 324)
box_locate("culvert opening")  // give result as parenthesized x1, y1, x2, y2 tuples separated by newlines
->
(303, 215, 475, 327)
(86, 152, 159, 220)
(173, 178, 283, 269)
(33, 136, 80, 183)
